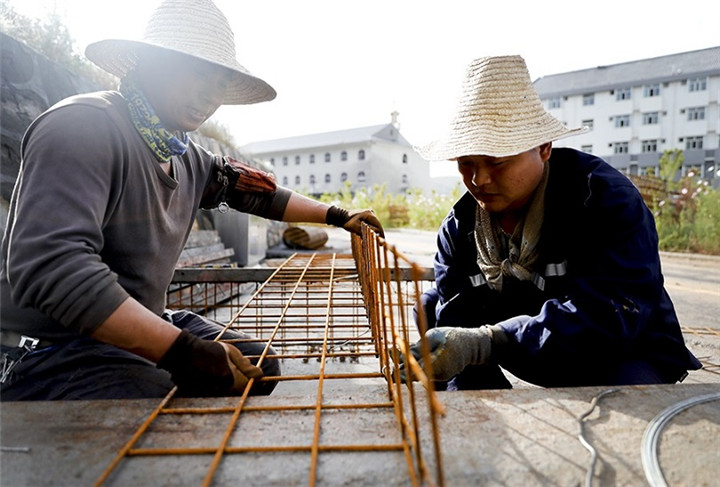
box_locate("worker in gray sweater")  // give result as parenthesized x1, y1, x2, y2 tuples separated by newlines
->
(0, 0, 382, 400)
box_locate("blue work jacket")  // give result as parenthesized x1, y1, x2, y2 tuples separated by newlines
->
(429, 148, 701, 386)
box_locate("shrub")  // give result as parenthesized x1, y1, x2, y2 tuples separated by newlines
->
(315, 182, 463, 231)
(654, 169, 719, 254)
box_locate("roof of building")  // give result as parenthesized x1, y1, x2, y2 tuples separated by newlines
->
(534, 46, 720, 98)
(241, 123, 411, 154)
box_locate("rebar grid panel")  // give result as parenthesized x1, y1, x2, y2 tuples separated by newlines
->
(95, 228, 444, 487)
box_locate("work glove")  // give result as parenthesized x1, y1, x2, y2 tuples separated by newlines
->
(400, 325, 505, 382)
(326, 205, 385, 238)
(157, 330, 264, 396)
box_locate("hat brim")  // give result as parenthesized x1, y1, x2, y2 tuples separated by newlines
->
(85, 39, 276, 105)
(416, 123, 589, 161)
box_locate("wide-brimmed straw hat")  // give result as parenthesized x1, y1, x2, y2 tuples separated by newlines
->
(85, 0, 276, 105)
(417, 55, 587, 160)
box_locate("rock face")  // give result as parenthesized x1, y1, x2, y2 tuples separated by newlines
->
(1, 33, 102, 203)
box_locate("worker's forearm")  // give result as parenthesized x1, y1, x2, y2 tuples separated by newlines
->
(90, 297, 181, 362)
(281, 192, 330, 223)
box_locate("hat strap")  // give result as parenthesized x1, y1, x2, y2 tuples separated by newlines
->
(119, 73, 189, 163)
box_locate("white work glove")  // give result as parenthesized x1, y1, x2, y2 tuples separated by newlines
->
(401, 325, 506, 382)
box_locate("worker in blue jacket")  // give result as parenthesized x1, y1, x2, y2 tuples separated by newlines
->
(406, 55, 701, 390)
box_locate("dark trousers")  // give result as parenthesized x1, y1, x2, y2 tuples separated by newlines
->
(0, 310, 280, 400)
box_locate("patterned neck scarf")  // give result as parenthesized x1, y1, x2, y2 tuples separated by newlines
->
(474, 162, 549, 291)
(119, 73, 189, 163)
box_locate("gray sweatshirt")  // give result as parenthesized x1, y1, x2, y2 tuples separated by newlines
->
(1, 91, 290, 342)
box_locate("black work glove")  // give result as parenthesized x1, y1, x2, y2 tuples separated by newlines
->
(326, 205, 385, 237)
(157, 330, 264, 396)
(399, 325, 506, 383)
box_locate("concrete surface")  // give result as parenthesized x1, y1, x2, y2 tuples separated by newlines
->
(1, 383, 718, 486)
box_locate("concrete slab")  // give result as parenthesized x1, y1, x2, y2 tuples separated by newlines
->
(2, 383, 718, 486)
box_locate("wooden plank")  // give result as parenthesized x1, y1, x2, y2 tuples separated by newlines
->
(176, 248, 235, 268)
(184, 230, 223, 248)
(179, 243, 227, 260)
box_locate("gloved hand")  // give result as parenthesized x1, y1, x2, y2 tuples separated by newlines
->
(157, 330, 264, 396)
(326, 205, 385, 237)
(400, 326, 505, 382)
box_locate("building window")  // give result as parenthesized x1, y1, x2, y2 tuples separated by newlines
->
(324, 173, 331, 183)
(688, 77, 707, 92)
(642, 112, 659, 125)
(581, 145, 593, 153)
(643, 84, 660, 97)
(324, 152, 331, 162)
(269, 157, 275, 166)
(616, 88, 631, 101)
(582, 119, 594, 130)
(295, 155, 301, 165)
(357, 171, 366, 183)
(613, 142, 629, 154)
(687, 107, 705, 121)
(686, 136, 703, 150)
(615, 115, 631, 128)
(309, 154, 315, 164)
(341, 150, 347, 161)
(402, 153, 408, 164)
(295, 175, 301, 185)
(642, 140, 658, 153)
(340, 172, 347, 182)
(548, 97, 561, 109)
(401, 174, 408, 184)
(582, 93, 594, 106)
(358, 149, 365, 160)
(282, 156, 288, 166)
(282, 176, 288, 185)
(309, 174, 316, 185)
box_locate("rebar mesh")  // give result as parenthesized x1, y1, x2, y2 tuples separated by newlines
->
(95, 227, 444, 486)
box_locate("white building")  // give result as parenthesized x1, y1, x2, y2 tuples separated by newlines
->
(241, 113, 430, 197)
(535, 46, 720, 182)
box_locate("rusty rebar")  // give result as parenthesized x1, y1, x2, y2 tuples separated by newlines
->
(95, 226, 444, 486)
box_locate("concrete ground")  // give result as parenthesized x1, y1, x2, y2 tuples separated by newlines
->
(2, 383, 718, 486)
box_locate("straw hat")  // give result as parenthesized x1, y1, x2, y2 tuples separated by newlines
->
(417, 55, 587, 160)
(85, 0, 276, 105)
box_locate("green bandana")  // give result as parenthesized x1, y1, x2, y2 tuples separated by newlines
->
(119, 73, 189, 163)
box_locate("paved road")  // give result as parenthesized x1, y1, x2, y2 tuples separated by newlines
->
(661, 252, 720, 330)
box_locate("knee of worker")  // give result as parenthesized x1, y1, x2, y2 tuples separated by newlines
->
(414, 287, 439, 330)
